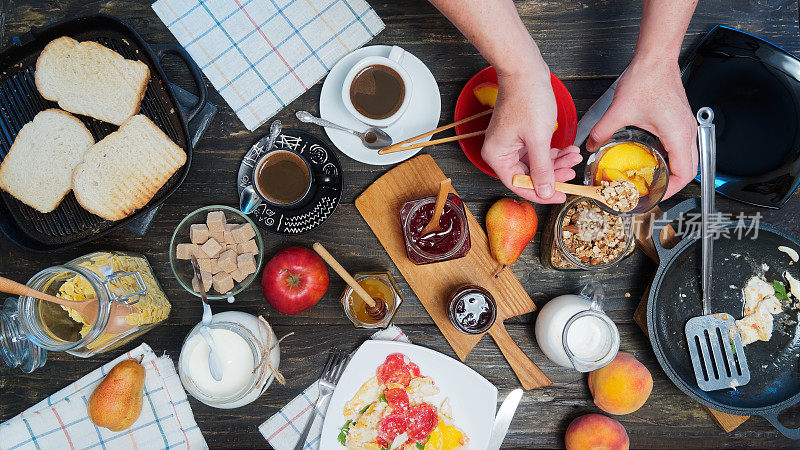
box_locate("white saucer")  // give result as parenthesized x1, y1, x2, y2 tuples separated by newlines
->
(319, 45, 441, 165)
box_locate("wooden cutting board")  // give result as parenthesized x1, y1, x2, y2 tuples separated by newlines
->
(633, 208, 749, 432)
(355, 155, 551, 390)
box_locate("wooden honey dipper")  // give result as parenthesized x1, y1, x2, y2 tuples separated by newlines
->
(312, 242, 387, 319)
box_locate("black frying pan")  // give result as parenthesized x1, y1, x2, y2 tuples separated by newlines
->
(648, 198, 800, 439)
(0, 14, 207, 252)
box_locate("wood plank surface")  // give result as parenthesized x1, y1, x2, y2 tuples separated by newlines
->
(1, 0, 800, 448)
(356, 154, 551, 389)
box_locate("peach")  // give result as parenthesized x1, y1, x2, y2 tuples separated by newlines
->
(588, 352, 653, 415)
(472, 82, 499, 108)
(565, 414, 629, 450)
(602, 168, 628, 183)
(628, 174, 649, 196)
(594, 142, 658, 185)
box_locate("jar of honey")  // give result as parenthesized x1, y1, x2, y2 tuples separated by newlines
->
(339, 272, 403, 329)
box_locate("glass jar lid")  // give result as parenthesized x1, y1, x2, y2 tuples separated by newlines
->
(0, 298, 48, 373)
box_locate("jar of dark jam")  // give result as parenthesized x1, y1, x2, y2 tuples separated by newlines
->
(448, 285, 497, 334)
(400, 193, 471, 265)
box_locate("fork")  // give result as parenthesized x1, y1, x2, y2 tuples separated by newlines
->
(293, 350, 350, 450)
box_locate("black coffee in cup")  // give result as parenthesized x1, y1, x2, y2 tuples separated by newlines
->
(349, 64, 405, 120)
(254, 150, 311, 205)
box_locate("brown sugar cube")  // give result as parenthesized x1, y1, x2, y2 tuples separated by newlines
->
(192, 270, 213, 293)
(230, 268, 249, 283)
(206, 211, 226, 239)
(231, 223, 256, 243)
(200, 238, 224, 258)
(211, 259, 223, 274)
(217, 249, 238, 273)
(196, 258, 214, 273)
(223, 231, 237, 245)
(237, 239, 258, 255)
(237, 253, 257, 276)
(226, 244, 238, 252)
(176, 243, 196, 260)
(189, 224, 209, 244)
(212, 272, 234, 294)
(207, 210, 226, 225)
(224, 223, 237, 232)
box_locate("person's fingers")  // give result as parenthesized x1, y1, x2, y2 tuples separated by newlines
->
(554, 148, 582, 170)
(554, 167, 576, 182)
(586, 102, 629, 152)
(525, 134, 557, 199)
(658, 117, 698, 199)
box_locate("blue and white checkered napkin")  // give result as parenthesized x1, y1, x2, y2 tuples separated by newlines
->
(0, 344, 207, 450)
(259, 325, 410, 450)
(152, 0, 385, 131)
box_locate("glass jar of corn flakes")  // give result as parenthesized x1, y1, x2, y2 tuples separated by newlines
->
(0, 251, 170, 372)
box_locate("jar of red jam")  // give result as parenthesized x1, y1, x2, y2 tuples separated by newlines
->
(448, 285, 497, 334)
(400, 193, 471, 265)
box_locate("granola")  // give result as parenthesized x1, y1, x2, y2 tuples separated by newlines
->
(558, 199, 628, 266)
(599, 179, 639, 213)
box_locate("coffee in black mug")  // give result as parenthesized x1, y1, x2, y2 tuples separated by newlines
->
(252, 150, 335, 207)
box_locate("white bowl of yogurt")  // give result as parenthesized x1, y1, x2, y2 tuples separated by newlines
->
(179, 311, 280, 408)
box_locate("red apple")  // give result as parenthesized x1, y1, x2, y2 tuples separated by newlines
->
(261, 246, 329, 314)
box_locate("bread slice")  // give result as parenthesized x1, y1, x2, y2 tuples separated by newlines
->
(35, 36, 150, 125)
(0, 109, 94, 213)
(72, 115, 186, 221)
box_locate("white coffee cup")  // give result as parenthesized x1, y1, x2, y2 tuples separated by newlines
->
(341, 46, 413, 128)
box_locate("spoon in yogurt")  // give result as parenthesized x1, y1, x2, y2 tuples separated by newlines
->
(190, 256, 224, 382)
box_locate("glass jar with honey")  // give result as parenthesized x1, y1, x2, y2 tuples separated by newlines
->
(339, 272, 403, 329)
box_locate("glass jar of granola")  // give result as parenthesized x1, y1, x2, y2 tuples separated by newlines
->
(541, 196, 635, 271)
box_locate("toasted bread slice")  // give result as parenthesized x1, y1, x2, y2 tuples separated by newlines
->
(72, 115, 186, 221)
(35, 36, 150, 125)
(0, 109, 94, 213)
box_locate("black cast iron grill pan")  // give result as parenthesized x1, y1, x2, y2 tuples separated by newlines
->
(648, 198, 800, 439)
(0, 14, 207, 252)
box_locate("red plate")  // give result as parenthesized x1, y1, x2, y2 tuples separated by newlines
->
(454, 66, 578, 178)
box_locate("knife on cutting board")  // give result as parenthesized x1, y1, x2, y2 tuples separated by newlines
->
(488, 388, 523, 450)
(573, 68, 627, 148)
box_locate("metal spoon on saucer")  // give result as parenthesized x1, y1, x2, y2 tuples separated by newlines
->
(190, 255, 223, 382)
(295, 110, 392, 149)
(240, 120, 281, 214)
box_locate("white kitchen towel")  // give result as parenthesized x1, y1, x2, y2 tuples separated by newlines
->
(258, 325, 409, 450)
(152, 0, 385, 131)
(0, 343, 207, 450)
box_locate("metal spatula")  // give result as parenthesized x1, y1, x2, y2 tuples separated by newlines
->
(685, 107, 751, 392)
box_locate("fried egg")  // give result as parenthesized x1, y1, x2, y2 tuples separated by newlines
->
(407, 376, 439, 404)
(423, 416, 468, 450)
(344, 376, 382, 419)
(346, 401, 387, 448)
(736, 276, 783, 345)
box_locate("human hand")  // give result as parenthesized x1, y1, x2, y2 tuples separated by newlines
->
(481, 65, 582, 204)
(586, 57, 697, 199)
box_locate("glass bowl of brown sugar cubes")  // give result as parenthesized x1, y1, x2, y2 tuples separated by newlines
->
(170, 205, 264, 299)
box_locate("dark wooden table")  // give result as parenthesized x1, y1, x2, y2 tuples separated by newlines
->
(2, 0, 800, 448)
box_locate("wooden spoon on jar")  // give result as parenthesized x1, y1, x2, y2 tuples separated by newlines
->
(0, 275, 137, 334)
(312, 243, 387, 320)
